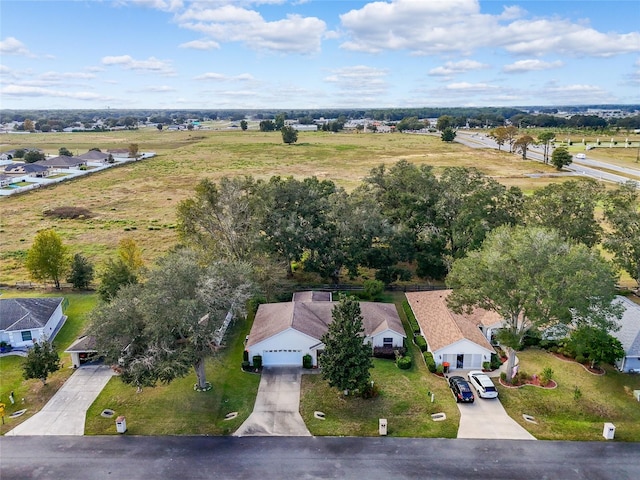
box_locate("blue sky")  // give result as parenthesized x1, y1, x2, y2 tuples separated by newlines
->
(1, 0, 639, 110)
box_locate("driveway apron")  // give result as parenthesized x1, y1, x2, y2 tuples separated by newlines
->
(6, 365, 115, 436)
(456, 395, 536, 440)
(234, 366, 311, 437)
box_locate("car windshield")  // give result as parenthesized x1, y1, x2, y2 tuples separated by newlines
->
(459, 383, 471, 392)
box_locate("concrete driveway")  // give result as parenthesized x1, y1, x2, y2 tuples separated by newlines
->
(6, 365, 115, 436)
(456, 394, 535, 440)
(234, 366, 311, 437)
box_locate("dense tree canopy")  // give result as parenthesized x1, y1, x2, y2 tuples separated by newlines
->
(25, 229, 70, 289)
(551, 146, 573, 170)
(447, 225, 621, 381)
(23, 340, 60, 385)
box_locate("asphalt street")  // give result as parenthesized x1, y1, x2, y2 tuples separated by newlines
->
(1, 436, 639, 480)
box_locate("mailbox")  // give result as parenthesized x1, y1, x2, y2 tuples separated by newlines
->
(116, 416, 127, 434)
(379, 418, 387, 436)
(603, 422, 615, 440)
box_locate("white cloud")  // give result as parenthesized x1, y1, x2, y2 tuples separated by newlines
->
(175, 4, 326, 54)
(144, 85, 177, 92)
(324, 65, 389, 99)
(101, 55, 175, 75)
(179, 39, 220, 50)
(128, 0, 183, 12)
(39, 71, 97, 80)
(538, 82, 614, 103)
(445, 82, 498, 93)
(0, 37, 34, 56)
(1, 84, 107, 101)
(0, 65, 13, 76)
(339, 0, 640, 57)
(428, 60, 489, 76)
(194, 72, 255, 82)
(503, 59, 563, 73)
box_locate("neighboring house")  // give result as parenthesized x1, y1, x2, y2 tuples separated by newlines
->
(107, 148, 130, 158)
(78, 150, 110, 162)
(3, 162, 49, 177)
(0, 297, 67, 348)
(405, 290, 496, 371)
(35, 156, 86, 169)
(612, 296, 640, 373)
(0, 173, 12, 187)
(246, 292, 406, 367)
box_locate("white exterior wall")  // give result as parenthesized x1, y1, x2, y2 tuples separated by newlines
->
(618, 356, 640, 373)
(432, 340, 493, 371)
(42, 303, 64, 341)
(3, 302, 64, 348)
(248, 328, 321, 367)
(369, 329, 405, 348)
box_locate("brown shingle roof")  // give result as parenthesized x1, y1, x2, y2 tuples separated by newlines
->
(247, 295, 405, 347)
(405, 290, 495, 353)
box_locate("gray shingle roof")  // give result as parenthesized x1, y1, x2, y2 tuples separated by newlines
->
(4, 162, 48, 173)
(35, 156, 86, 168)
(65, 335, 97, 353)
(77, 151, 109, 161)
(0, 297, 64, 332)
(613, 296, 640, 357)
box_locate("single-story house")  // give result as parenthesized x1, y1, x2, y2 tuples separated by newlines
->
(0, 297, 67, 348)
(246, 292, 406, 367)
(78, 150, 111, 162)
(65, 335, 98, 368)
(405, 290, 496, 371)
(612, 296, 640, 373)
(106, 148, 130, 158)
(3, 162, 49, 177)
(0, 173, 12, 187)
(35, 156, 86, 169)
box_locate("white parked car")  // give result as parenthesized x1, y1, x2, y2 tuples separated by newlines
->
(575, 153, 586, 159)
(467, 371, 498, 399)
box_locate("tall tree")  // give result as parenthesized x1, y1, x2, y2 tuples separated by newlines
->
(537, 131, 555, 164)
(320, 295, 372, 396)
(117, 238, 144, 274)
(97, 258, 139, 302)
(67, 253, 94, 290)
(23, 340, 60, 385)
(524, 179, 603, 247)
(447, 225, 621, 382)
(281, 125, 298, 145)
(490, 126, 508, 151)
(240, 120, 248, 131)
(58, 147, 73, 157)
(513, 135, 534, 159)
(25, 229, 70, 289)
(441, 127, 456, 142)
(90, 249, 256, 392)
(504, 125, 519, 152)
(603, 181, 640, 288)
(436, 115, 453, 131)
(24, 150, 46, 163)
(177, 177, 261, 261)
(551, 146, 573, 170)
(23, 118, 35, 132)
(128, 143, 139, 158)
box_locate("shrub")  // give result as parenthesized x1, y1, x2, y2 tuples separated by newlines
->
(414, 335, 427, 352)
(243, 350, 249, 362)
(490, 353, 502, 370)
(397, 356, 412, 370)
(482, 361, 491, 371)
(363, 279, 384, 301)
(500, 372, 507, 382)
(302, 354, 313, 369)
(402, 301, 420, 334)
(241, 360, 250, 371)
(540, 367, 554, 385)
(575, 354, 586, 364)
(361, 382, 380, 399)
(252, 355, 262, 369)
(423, 352, 436, 373)
(549, 346, 558, 353)
(436, 364, 444, 375)
(373, 346, 406, 359)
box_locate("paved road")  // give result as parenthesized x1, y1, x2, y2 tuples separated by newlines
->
(234, 366, 311, 436)
(5, 365, 114, 436)
(455, 131, 640, 186)
(1, 436, 638, 480)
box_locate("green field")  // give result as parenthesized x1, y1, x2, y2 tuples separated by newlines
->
(0, 129, 569, 285)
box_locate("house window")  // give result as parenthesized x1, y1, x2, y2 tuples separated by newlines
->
(383, 337, 393, 347)
(21, 331, 32, 341)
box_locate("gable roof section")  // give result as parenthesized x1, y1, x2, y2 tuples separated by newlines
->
(405, 290, 495, 353)
(35, 156, 85, 168)
(0, 297, 64, 332)
(4, 162, 48, 174)
(247, 298, 405, 348)
(292, 291, 332, 302)
(613, 296, 640, 357)
(78, 151, 110, 161)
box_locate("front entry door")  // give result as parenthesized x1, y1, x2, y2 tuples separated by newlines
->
(456, 354, 464, 369)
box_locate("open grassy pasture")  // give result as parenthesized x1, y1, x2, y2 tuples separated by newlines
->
(498, 349, 640, 442)
(299, 293, 459, 438)
(0, 129, 560, 284)
(0, 291, 98, 435)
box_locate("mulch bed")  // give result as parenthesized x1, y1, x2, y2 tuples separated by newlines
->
(499, 377, 557, 389)
(550, 352, 606, 375)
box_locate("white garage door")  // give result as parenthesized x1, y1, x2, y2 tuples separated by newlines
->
(262, 349, 303, 366)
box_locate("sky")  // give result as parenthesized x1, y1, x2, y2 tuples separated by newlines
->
(0, 0, 639, 110)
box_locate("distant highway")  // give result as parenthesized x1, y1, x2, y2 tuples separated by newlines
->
(454, 131, 640, 188)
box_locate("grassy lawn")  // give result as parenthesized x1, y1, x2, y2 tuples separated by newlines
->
(299, 293, 459, 438)
(498, 349, 640, 442)
(84, 308, 260, 435)
(0, 290, 96, 434)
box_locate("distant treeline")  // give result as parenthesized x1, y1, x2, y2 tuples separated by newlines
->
(1, 105, 639, 130)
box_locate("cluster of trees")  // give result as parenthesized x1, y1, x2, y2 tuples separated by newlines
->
(489, 128, 573, 170)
